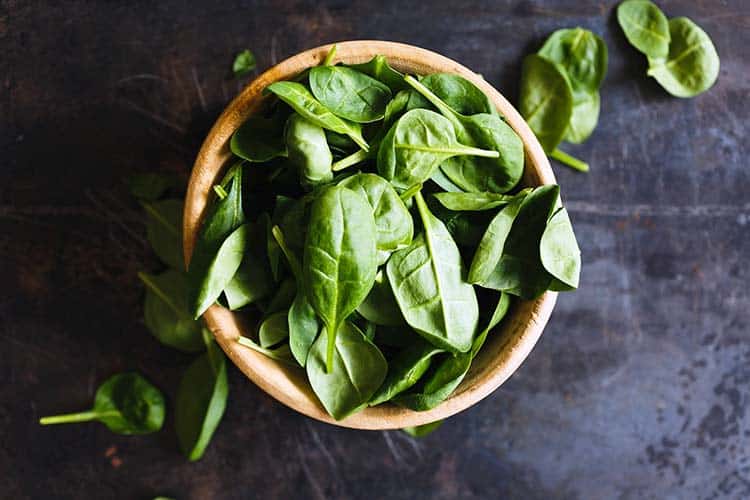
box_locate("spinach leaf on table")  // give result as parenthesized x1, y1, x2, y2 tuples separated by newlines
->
(284, 113, 333, 188)
(175, 340, 228, 461)
(306, 321, 387, 420)
(39, 373, 165, 435)
(266, 81, 369, 151)
(139, 270, 205, 352)
(402, 420, 443, 437)
(386, 192, 478, 353)
(303, 185, 378, 372)
(309, 66, 393, 123)
(142, 199, 184, 270)
(617, 0, 671, 59)
(233, 49, 256, 77)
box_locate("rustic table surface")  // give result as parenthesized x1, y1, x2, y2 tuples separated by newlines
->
(2, 1, 748, 498)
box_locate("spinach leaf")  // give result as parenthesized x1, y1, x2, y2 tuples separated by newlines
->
(356, 270, 405, 327)
(339, 173, 413, 259)
(387, 193, 478, 353)
(468, 192, 527, 284)
(284, 113, 333, 188)
(128, 172, 178, 201)
(430, 168, 465, 193)
(406, 76, 524, 194)
(142, 199, 184, 270)
(39, 373, 165, 435)
(565, 90, 600, 144)
(617, 0, 670, 59)
(540, 207, 581, 289)
(259, 310, 290, 348)
(231, 114, 287, 162)
(266, 81, 369, 151)
(538, 28, 608, 94)
(303, 185, 378, 372)
(233, 49, 256, 76)
(369, 340, 443, 405)
(175, 340, 228, 461)
(426, 197, 494, 248)
(402, 420, 443, 437)
(306, 321, 387, 420)
(480, 185, 560, 299)
(187, 165, 245, 318)
(348, 55, 409, 93)
(139, 270, 204, 352)
(237, 335, 296, 365)
(377, 109, 499, 191)
(309, 66, 392, 123)
(646, 17, 720, 98)
(433, 190, 527, 212)
(265, 276, 297, 314)
(420, 73, 495, 115)
(223, 218, 274, 310)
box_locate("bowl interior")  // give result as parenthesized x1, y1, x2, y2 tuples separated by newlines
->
(184, 41, 557, 430)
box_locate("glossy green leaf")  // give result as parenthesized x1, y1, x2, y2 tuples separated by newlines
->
(143, 199, 184, 270)
(433, 190, 524, 212)
(139, 270, 204, 352)
(420, 73, 495, 115)
(309, 66, 392, 123)
(387, 193, 478, 353)
(231, 114, 287, 162)
(369, 340, 443, 405)
(402, 420, 443, 437)
(566, 90, 600, 144)
(647, 17, 720, 98)
(617, 0, 670, 59)
(540, 208, 581, 289)
(237, 335, 296, 365)
(224, 218, 274, 310)
(175, 341, 228, 461)
(266, 81, 369, 151)
(284, 113, 333, 187)
(259, 310, 290, 347)
(306, 321, 387, 420)
(356, 270, 405, 327)
(303, 185, 378, 371)
(39, 373, 165, 435)
(233, 49, 256, 76)
(538, 28, 608, 93)
(348, 55, 409, 93)
(128, 172, 179, 201)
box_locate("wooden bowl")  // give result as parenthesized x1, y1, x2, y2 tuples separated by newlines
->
(184, 41, 557, 430)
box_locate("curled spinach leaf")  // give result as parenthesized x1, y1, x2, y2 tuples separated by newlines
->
(369, 340, 443, 406)
(540, 207, 581, 289)
(303, 185, 378, 372)
(284, 113, 333, 188)
(259, 310, 290, 348)
(309, 66, 393, 123)
(306, 321, 387, 420)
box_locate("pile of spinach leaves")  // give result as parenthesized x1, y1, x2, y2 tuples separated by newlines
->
(189, 46, 581, 422)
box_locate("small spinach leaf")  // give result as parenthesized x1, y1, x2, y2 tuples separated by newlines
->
(233, 49, 256, 76)
(309, 66, 392, 123)
(259, 310, 290, 348)
(617, 0, 671, 59)
(402, 420, 443, 437)
(284, 113, 333, 188)
(223, 218, 274, 310)
(143, 199, 184, 270)
(420, 73, 495, 115)
(231, 114, 287, 162)
(369, 340, 443, 405)
(540, 207, 581, 289)
(356, 270, 405, 327)
(348, 55, 409, 93)
(433, 190, 526, 212)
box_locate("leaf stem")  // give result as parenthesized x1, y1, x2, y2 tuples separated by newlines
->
(322, 44, 337, 66)
(550, 148, 589, 172)
(39, 410, 117, 425)
(332, 149, 368, 171)
(326, 324, 336, 374)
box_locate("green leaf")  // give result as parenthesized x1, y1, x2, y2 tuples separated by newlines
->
(266, 81, 369, 151)
(540, 208, 581, 289)
(259, 310, 290, 348)
(175, 341, 228, 461)
(237, 335, 296, 365)
(142, 199, 184, 270)
(617, 0, 671, 59)
(538, 28, 608, 94)
(347, 55, 409, 93)
(284, 113, 333, 187)
(369, 340, 443, 405)
(433, 190, 525, 212)
(306, 321, 387, 420)
(223, 219, 274, 310)
(565, 90, 600, 144)
(233, 49, 256, 77)
(231, 113, 287, 162)
(139, 270, 204, 352)
(420, 73, 495, 115)
(128, 172, 178, 201)
(303, 185, 378, 371)
(402, 420, 443, 437)
(309, 66, 393, 123)
(387, 193, 478, 353)
(39, 373, 165, 435)
(356, 270, 405, 327)
(646, 17, 720, 98)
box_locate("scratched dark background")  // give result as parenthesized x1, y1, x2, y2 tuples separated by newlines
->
(2, 0, 749, 498)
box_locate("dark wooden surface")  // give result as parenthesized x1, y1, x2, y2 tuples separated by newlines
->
(2, 1, 749, 498)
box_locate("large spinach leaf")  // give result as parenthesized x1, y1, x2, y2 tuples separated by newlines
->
(309, 66, 392, 123)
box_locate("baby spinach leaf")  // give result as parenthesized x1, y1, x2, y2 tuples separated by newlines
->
(128, 172, 179, 201)
(540, 207, 581, 289)
(284, 113, 333, 188)
(187, 165, 245, 318)
(402, 420, 443, 437)
(303, 185, 378, 372)
(427, 198, 494, 248)
(377, 109, 499, 191)
(471, 291, 511, 357)
(223, 218, 274, 310)
(348, 55, 409, 93)
(519, 54, 573, 154)
(309, 66, 393, 123)
(175, 340, 228, 461)
(266, 81, 369, 151)
(39, 372, 165, 435)
(233, 49, 256, 77)
(306, 321, 387, 420)
(356, 270, 405, 327)
(468, 192, 527, 284)
(646, 17, 720, 98)
(433, 190, 526, 212)
(406, 76, 523, 194)
(259, 310, 290, 348)
(142, 199, 184, 270)
(617, 0, 670, 59)
(237, 335, 296, 365)
(387, 193, 478, 353)
(430, 168, 465, 193)
(565, 90, 600, 144)
(339, 173, 413, 258)
(231, 114, 287, 162)
(538, 27, 608, 94)
(480, 185, 560, 299)
(420, 73, 495, 115)
(369, 340, 443, 405)
(139, 270, 204, 352)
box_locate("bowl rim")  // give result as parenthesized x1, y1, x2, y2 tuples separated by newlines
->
(184, 40, 557, 430)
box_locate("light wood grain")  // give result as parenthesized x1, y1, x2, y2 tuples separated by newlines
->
(183, 41, 557, 430)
